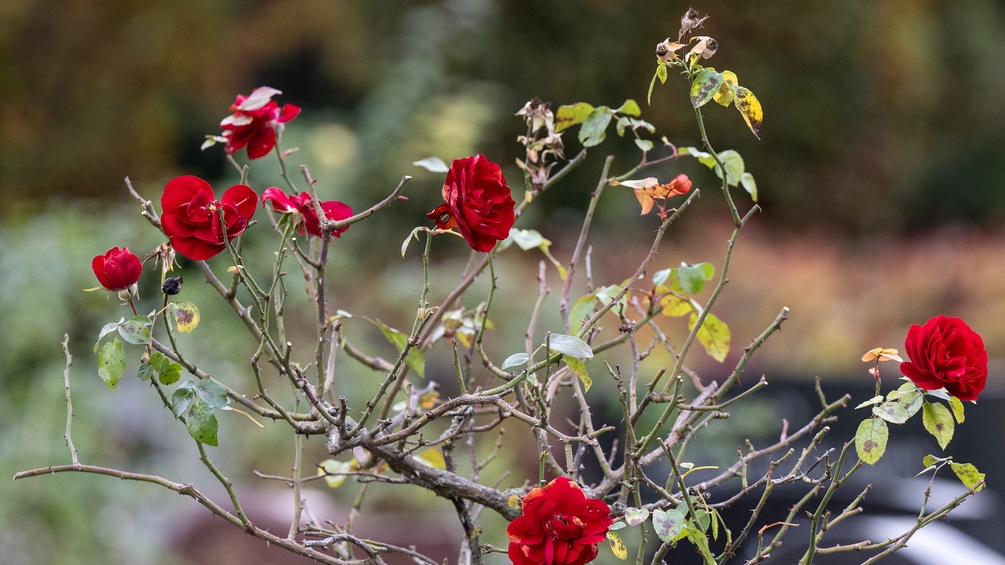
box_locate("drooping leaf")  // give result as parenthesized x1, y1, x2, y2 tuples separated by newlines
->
(170, 301, 201, 333)
(690, 69, 724, 108)
(555, 102, 595, 133)
(948, 396, 965, 423)
(501, 353, 530, 371)
(635, 139, 654, 152)
(509, 229, 567, 280)
(714, 150, 745, 187)
(614, 99, 641, 117)
(922, 401, 954, 450)
(607, 531, 628, 560)
(855, 395, 884, 409)
(563, 356, 592, 392)
(412, 157, 449, 173)
(689, 312, 730, 362)
(172, 382, 196, 417)
(950, 462, 985, 491)
(415, 447, 447, 469)
(375, 320, 425, 377)
(713, 70, 738, 107)
(740, 172, 758, 202)
(194, 379, 230, 409)
(97, 337, 126, 390)
(684, 524, 716, 564)
(855, 418, 888, 465)
(547, 333, 594, 360)
(734, 86, 763, 139)
(185, 400, 219, 446)
(652, 508, 687, 543)
(579, 107, 613, 147)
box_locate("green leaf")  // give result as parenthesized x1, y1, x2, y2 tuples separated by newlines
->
(137, 362, 154, 382)
(740, 172, 758, 202)
(375, 320, 425, 377)
(169, 301, 201, 333)
(950, 462, 985, 491)
(677, 262, 714, 294)
(653, 268, 672, 287)
(624, 507, 649, 527)
(614, 99, 641, 117)
(400, 226, 426, 257)
(185, 400, 219, 446)
(652, 508, 687, 543)
(690, 69, 724, 108)
(714, 150, 745, 187)
(855, 395, 884, 409)
(547, 333, 594, 360)
(855, 418, 888, 465)
(159, 362, 182, 386)
(948, 396, 965, 423)
(873, 400, 911, 424)
(412, 156, 449, 173)
(922, 454, 940, 468)
(635, 139, 654, 152)
(501, 353, 529, 371)
(172, 383, 195, 418)
(648, 64, 668, 106)
(194, 379, 230, 409)
(510, 229, 546, 250)
(97, 337, 126, 390)
(555, 102, 595, 133)
(734, 86, 763, 139)
(607, 531, 627, 560)
(689, 312, 730, 362)
(95, 319, 122, 352)
(117, 319, 151, 345)
(922, 401, 954, 450)
(570, 294, 598, 334)
(563, 356, 592, 392)
(579, 107, 613, 148)
(684, 524, 716, 564)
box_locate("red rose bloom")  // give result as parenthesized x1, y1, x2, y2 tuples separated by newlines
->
(219, 86, 300, 159)
(900, 315, 988, 402)
(262, 187, 353, 238)
(427, 154, 515, 252)
(160, 175, 258, 261)
(92, 247, 142, 291)
(507, 477, 613, 565)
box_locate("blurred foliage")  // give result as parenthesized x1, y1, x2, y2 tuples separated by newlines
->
(3, 0, 1005, 234)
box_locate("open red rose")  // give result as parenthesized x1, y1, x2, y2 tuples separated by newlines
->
(92, 246, 142, 291)
(218, 86, 300, 159)
(900, 315, 988, 402)
(427, 154, 515, 252)
(262, 187, 352, 238)
(160, 175, 258, 261)
(507, 477, 613, 565)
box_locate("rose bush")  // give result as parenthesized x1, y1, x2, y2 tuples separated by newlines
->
(160, 175, 258, 261)
(262, 187, 353, 238)
(507, 477, 614, 565)
(900, 315, 988, 402)
(91, 246, 142, 291)
(218, 86, 301, 159)
(427, 154, 515, 252)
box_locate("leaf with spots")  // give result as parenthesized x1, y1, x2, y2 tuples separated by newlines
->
(169, 301, 201, 333)
(922, 401, 954, 450)
(855, 417, 888, 465)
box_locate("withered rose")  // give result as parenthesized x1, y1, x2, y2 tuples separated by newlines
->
(507, 477, 613, 565)
(218, 86, 300, 159)
(900, 315, 988, 402)
(427, 154, 515, 252)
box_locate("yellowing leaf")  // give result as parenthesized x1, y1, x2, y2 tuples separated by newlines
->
(564, 356, 592, 392)
(855, 418, 888, 465)
(607, 531, 628, 560)
(922, 401, 954, 450)
(318, 459, 352, 488)
(861, 347, 903, 362)
(555, 102, 595, 133)
(419, 390, 440, 410)
(660, 294, 694, 317)
(690, 69, 724, 108)
(508, 495, 521, 509)
(950, 462, 985, 491)
(416, 447, 447, 469)
(714, 71, 738, 107)
(689, 311, 730, 362)
(170, 301, 201, 333)
(734, 86, 763, 139)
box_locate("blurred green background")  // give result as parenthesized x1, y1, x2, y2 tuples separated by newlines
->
(4, 1, 1005, 563)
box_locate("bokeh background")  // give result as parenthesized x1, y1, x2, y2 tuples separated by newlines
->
(4, 1, 1005, 564)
